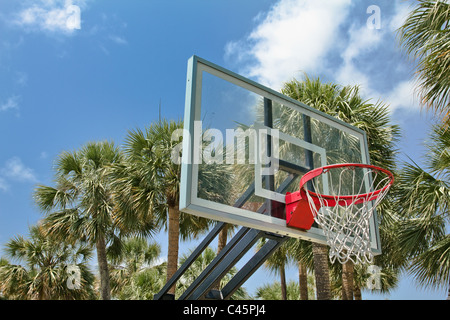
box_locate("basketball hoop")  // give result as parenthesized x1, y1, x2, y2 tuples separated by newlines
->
(285, 163, 394, 264)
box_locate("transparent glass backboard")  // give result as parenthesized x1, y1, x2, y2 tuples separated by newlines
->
(179, 56, 381, 254)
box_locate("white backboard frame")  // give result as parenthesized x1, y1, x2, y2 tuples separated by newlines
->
(179, 56, 381, 254)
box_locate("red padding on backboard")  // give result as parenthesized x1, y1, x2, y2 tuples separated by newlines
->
(285, 190, 315, 230)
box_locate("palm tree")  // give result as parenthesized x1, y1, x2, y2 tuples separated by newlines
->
(328, 256, 400, 299)
(108, 236, 163, 299)
(257, 238, 290, 300)
(395, 123, 450, 298)
(0, 225, 95, 300)
(288, 238, 314, 300)
(33, 141, 154, 300)
(280, 76, 400, 299)
(398, 0, 450, 123)
(397, 1, 450, 298)
(119, 119, 212, 296)
(255, 279, 315, 300)
(119, 119, 234, 297)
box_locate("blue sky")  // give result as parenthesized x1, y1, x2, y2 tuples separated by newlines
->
(0, 0, 445, 299)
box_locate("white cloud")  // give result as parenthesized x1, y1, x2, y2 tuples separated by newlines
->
(335, 23, 385, 91)
(223, 0, 420, 115)
(1, 157, 38, 183)
(0, 177, 9, 192)
(225, 0, 352, 89)
(15, 72, 29, 87)
(385, 79, 421, 112)
(342, 24, 385, 64)
(0, 95, 20, 113)
(335, 62, 371, 91)
(40, 151, 49, 160)
(0, 157, 38, 192)
(389, 1, 414, 32)
(108, 35, 128, 45)
(14, 0, 84, 34)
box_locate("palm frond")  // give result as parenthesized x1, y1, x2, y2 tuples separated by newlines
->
(398, 0, 450, 121)
(409, 235, 450, 289)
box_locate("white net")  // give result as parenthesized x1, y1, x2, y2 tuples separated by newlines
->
(303, 165, 392, 264)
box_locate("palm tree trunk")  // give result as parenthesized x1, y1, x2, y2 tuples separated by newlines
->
(217, 223, 228, 254)
(354, 286, 362, 300)
(342, 260, 354, 300)
(167, 206, 180, 295)
(38, 286, 47, 300)
(96, 235, 111, 300)
(298, 261, 308, 300)
(280, 265, 287, 300)
(213, 224, 229, 291)
(312, 242, 331, 300)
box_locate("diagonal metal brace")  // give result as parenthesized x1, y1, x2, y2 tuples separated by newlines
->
(184, 228, 264, 300)
(220, 233, 287, 299)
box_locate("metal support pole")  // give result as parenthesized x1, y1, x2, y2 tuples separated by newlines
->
(221, 234, 287, 299)
(154, 180, 258, 300)
(178, 227, 251, 300)
(186, 228, 263, 300)
(153, 222, 225, 300)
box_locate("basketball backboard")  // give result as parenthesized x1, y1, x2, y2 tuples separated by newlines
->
(178, 56, 381, 256)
